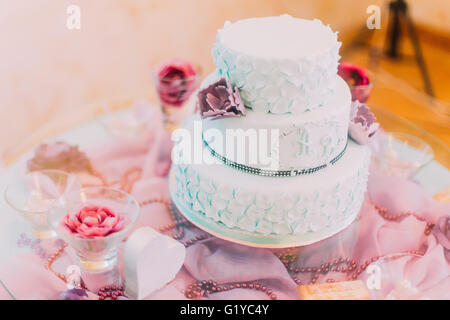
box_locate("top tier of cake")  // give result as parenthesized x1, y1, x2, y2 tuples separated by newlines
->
(212, 15, 341, 114)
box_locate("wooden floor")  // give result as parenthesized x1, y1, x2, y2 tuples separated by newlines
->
(342, 28, 450, 154)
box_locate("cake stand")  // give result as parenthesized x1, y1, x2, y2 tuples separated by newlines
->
(168, 170, 358, 248)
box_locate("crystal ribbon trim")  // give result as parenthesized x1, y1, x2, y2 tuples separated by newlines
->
(202, 137, 348, 177)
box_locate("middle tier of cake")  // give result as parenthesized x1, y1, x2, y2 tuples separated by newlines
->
(171, 117, 371, 236)
(202, 75, 351, 171)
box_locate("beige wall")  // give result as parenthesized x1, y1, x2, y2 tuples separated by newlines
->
(411, 0, 450, 35)
(1, 0, 445, 157)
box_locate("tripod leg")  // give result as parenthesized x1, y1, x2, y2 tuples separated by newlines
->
(403, 10, 435, 97)
(385, 0, 403, 58)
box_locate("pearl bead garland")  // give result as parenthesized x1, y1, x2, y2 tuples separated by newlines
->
(45, 243, 69, 283)
(280, 248, 426, 284)
(184, 280, 277, 300)
(279, 202, 432, 285)
(182, 234, 212, 248)
(369, 200, 435, 235)
(97, 285, 125, 300)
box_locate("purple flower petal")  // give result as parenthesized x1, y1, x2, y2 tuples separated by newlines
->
(206, 93, 222, 111)
(348, 100, 379, 145)
(215, 85, 230, 102)
(197, 77, 246, 120)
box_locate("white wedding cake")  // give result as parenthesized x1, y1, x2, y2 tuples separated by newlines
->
(171, 15, 371, 238)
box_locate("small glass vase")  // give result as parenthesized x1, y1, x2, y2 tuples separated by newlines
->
(4, 169, 81, 239)
(48, 187, 140, 272)
(153, 71, 200, 132)
(348, 72, 375, 103)
(338, 62, 375, 102)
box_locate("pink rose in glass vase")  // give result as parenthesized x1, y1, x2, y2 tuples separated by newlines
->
(63, 205, 125, 238)
(48, 187, 139, 273)
(155, 59, 199, 107)
(338, 62, 374, 103)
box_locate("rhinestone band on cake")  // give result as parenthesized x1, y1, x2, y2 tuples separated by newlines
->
(203, 135, 348, 177)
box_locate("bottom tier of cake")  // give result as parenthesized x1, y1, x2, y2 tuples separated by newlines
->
(171, 119, 371, 236)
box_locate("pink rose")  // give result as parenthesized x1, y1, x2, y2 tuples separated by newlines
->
(156, 59, 198, 107)
(338, 62, 373, 102)
(63, 205, 124, 238)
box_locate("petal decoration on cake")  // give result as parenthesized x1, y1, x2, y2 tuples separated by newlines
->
(348, 100, 379, 145)
(198, 77, 246, 120)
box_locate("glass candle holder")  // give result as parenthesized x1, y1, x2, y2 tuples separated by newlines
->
(4, 169, 81, 239)
(361, 253, 424, 300)
(48, 187, 140, 272)
(372, 132, 434, 178)
(338, 62, 375, 102)
(97, 99, 156, 139)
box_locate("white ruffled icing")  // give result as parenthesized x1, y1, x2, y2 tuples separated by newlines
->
(202, 73, 351, 170)
(212, 15, 342, 114)
(172, 118, 371, 236)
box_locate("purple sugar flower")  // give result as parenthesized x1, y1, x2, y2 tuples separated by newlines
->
(197, 77, 246, 120)
(348, 100, 379, 145)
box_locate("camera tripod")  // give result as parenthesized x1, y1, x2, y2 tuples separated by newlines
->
(344, 0, 434, 97)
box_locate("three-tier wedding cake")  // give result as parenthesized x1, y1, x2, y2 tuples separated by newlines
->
(171, 15, 371, 240)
